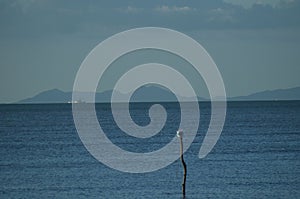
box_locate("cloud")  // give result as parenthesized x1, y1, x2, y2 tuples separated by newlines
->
(154, 5, 193, 13)
(9, 0, 44, 14)
(207, 7, 236, 23)
(117, 6, 143, 13)
(0, 0, 299, 39)
(223, 0, 296, 9)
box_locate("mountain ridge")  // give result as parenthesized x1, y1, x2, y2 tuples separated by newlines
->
(16, 86, 300, 104)
(230, 87, 300, 101)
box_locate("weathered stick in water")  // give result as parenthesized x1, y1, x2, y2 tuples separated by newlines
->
(177, 130, 187, 198)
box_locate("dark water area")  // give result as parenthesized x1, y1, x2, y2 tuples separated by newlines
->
(0, 101, 299, 198)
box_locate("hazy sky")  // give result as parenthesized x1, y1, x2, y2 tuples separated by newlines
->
(0, 0, 299, 103)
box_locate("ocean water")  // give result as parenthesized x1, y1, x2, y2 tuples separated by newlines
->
(0, 101, 299, 198)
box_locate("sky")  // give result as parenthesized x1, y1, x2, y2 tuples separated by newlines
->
(0, 0, 300, 103)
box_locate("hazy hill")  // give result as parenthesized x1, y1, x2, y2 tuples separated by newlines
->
(18, 89, 70, 103)
(18, 85, 200, 103)
(17, 86, 300, 103)
(231, 87, 300, 101)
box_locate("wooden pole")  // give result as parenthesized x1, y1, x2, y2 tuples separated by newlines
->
(177, 130, 187, 198)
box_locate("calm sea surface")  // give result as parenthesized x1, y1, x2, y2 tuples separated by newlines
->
(0, 101, 299, 198)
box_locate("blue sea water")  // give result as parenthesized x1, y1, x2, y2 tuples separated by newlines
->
(0, 101, 299, 198)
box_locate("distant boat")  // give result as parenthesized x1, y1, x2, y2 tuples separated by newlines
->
(67, 100, 86, 104)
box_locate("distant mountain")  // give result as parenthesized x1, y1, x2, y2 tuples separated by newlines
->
(18, 85, 202, 103)
(17, 86, 300, 104)
(230, 87, 300, 101)
(19, 89, 71, 103)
